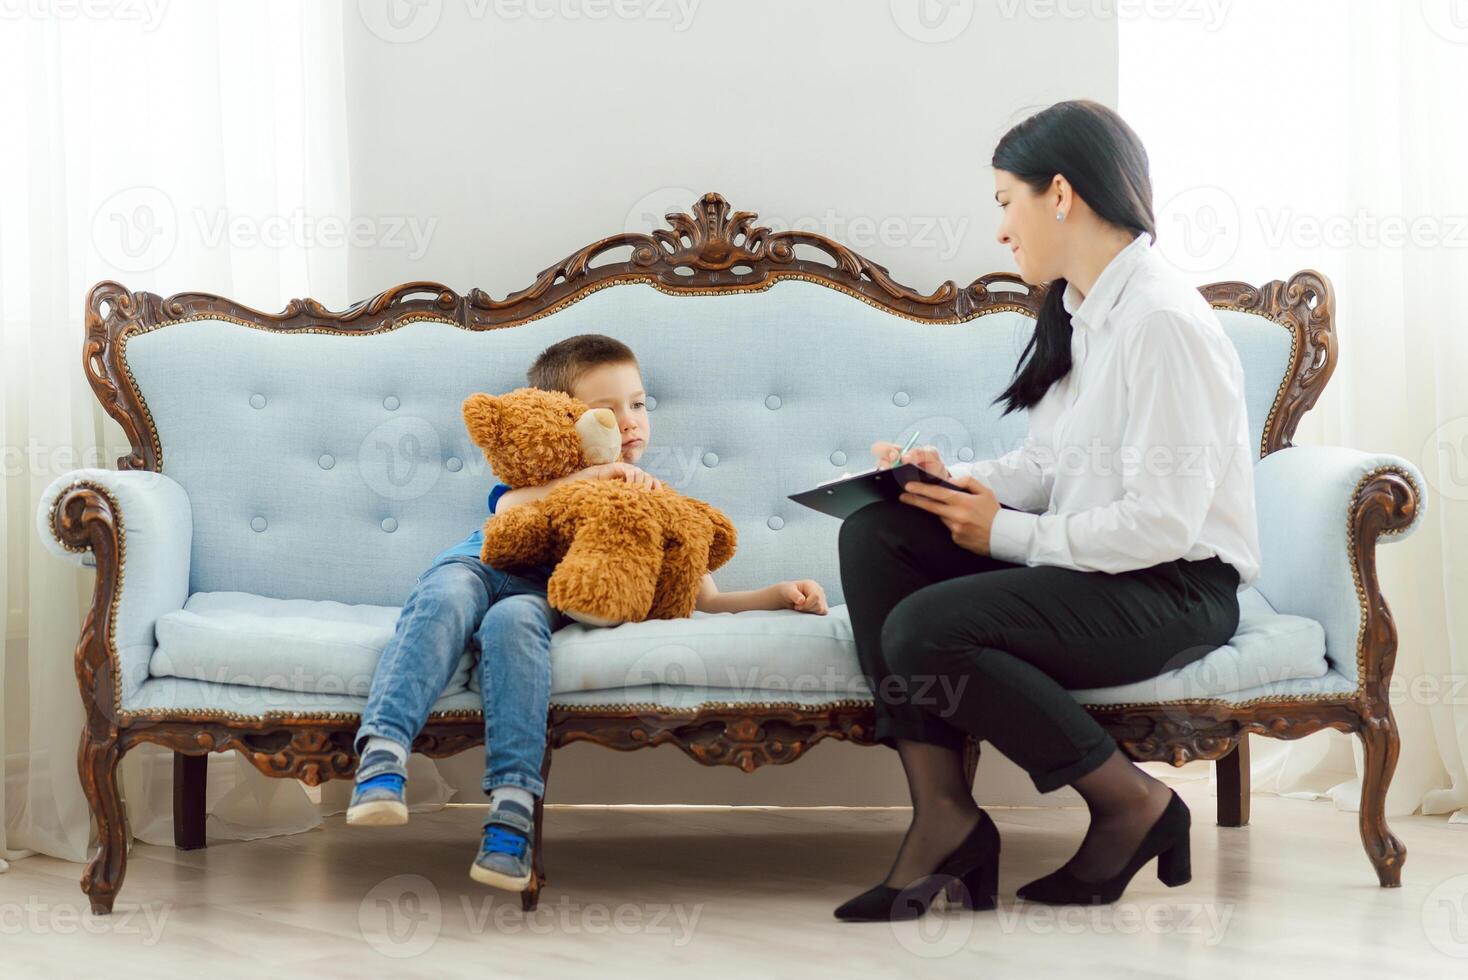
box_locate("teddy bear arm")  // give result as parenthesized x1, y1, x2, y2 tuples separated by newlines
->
(479, 501, 557, 568)
(678, 497, 738, 573)
(546, 512, 664, 625)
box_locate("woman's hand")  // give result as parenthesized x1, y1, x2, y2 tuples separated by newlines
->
(871, 441, 950, 479)
(577, 461, 662, 491)
(772, 579, 828, 615)
(898, 475, 1001, 554)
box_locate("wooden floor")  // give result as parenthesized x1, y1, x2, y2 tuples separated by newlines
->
(5, 782, 1467, 978)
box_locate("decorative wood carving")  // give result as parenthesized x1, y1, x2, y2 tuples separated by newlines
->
(1201, 271, 1337, 457)
(84, 192, 1328, 470)
(59, 194, 1409, 913)
(551, 704, 877, 772)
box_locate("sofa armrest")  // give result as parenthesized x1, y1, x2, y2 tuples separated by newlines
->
(1252, 445, 1426, 692)
(37, 469, 193, 714)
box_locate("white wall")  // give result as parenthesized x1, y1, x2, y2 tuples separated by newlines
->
(341, 0, 1119, 805)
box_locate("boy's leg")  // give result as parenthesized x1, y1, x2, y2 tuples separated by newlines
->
(349, 558, 495, 825)
(469, 587, 564, 890)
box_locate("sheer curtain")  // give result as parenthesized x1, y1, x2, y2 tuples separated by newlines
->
(0, 0, 461, 869)
(1120, 0, 1468, 821)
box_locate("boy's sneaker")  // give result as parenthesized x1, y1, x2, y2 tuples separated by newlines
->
(469, 800, 534, 891)
(345, 749, 408, 826)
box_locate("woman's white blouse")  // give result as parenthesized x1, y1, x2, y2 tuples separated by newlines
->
(946, 232, 1263, 591)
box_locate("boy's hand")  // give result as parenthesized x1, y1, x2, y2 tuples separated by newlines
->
(871, 441, 950, 479)
(774, 579, 828, 615)
(577, 461, 662, 491)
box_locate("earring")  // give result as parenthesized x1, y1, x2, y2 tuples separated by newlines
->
(1056, 211, 1065, 222)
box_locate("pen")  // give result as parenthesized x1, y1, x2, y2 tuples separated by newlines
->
(887, 430, 920, 469)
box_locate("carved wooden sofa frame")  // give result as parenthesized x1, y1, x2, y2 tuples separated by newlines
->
(55, 193, 1418, 915)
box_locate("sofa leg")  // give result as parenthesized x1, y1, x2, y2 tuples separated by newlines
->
(1359, 709, 1406, 886)
(961, 736, 981, 790)
(1216, 736, 1250, 827)
(173, 752, 208, 850)
(78, 730, 129, 915)
(521, 742, 553, 912)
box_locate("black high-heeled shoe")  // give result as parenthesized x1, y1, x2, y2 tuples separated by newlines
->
(834, 808, 1001, 922)
(1017, 788, 1191, 906)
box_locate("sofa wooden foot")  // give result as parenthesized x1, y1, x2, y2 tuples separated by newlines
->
(79, 730, 129, 915)
(1216, 736, 1250, 827)
(173, 752, 208, 850)
(521, 741, 552, 912)
(1359, 711, 1406, 887)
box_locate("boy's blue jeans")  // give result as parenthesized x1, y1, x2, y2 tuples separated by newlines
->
(354, 555, 565, 798)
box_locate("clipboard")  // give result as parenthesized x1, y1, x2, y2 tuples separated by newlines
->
(788, 462, 972, 520)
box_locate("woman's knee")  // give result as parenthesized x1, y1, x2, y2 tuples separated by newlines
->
(838, 499, 910, 563)
(882, 589, 997, 677)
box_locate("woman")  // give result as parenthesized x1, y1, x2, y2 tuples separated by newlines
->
(834, 100, 1262, 922)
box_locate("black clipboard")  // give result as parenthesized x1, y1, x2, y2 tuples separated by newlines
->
(788, 463, 972, 520)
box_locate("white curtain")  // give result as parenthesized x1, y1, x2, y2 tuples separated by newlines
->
(1120, 0, 1468, 821)
(0, 0, 462, 869)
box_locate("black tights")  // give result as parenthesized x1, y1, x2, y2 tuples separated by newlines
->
(838, 500, 1240, 884)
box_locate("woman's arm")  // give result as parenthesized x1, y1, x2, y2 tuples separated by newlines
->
(874, 437, 1052, 512)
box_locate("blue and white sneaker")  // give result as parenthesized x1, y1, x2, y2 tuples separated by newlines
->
(469, 801, 534, 891)
(345, 749, 408, 826)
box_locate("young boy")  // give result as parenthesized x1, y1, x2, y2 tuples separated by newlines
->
(348, 334, 829, 892)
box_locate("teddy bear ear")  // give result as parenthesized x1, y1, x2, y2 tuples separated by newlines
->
(461, 393, 500, 448)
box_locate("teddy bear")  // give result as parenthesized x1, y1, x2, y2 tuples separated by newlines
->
(461, 387, 738, 627)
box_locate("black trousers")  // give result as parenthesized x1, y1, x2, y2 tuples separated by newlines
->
(838, 500, 1241, 793)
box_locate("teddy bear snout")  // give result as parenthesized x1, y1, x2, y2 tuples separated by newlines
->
(576, 406, 623, 465)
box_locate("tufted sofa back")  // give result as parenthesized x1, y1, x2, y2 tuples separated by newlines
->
(113, 276, 1303, 609)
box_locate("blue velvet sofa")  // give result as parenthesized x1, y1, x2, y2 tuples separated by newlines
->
(39, 193, 1426, 913)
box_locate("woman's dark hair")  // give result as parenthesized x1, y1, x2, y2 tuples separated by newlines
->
(991, 100, 1156, 416)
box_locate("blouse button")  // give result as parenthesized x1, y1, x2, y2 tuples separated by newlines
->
(765, 395, 782, 410)
(250, 516, 267, 532)
(383, 395, 401, 411)
(830, 450, 847, 466)
(957, 447, 974, 462)
(892, 392, 910, 407)
(702, 452, 719, 468)
(381, 518, 399, 533)
(318, 454, 336, 470)
(249, 393, 267, 409)
(767, 516, 784, 530)
(445, 456, 463, 472)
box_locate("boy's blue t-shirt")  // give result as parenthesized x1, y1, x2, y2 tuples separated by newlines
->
(433, 483, 554, 577)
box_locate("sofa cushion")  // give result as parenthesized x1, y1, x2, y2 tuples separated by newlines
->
(1070, 587, 1329, 705)
(151, 591, 473, 697)
(148, 586, 1327, 710)
(478, 605, 866, 698)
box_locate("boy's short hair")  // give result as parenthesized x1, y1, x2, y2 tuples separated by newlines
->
(527, 334, 639, 395)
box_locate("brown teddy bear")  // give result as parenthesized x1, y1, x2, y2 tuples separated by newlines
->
(462, 387, 737, 627)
